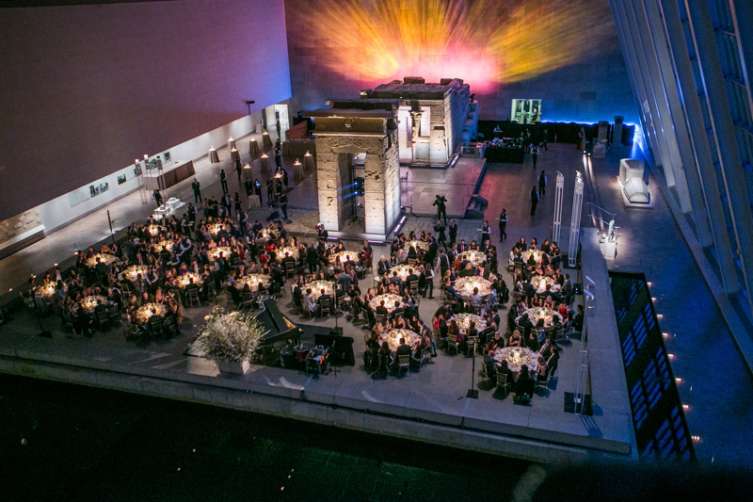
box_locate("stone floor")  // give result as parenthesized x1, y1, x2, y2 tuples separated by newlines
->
(2, 142, 750, 466)
(0, 144, 636, 462)
(401, 157, 486, 217)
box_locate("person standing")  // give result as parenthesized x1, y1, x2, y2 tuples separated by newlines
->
(434, 218, 446, 244)
(433, 195, 447, 224)
(254, 178, 263, 205)
(480, 220, 491, 246)
(191, 178, 202, 204)
(538, 170, 547, 197)
(448, 219, 458, 245)
(498, 208, 508, 242)
(279, 190, 289, 222)
(530, 186, 539, 217)
(153, 189, 163, 207)
(244, 177, 253, 197)
(234, 158, 243, 185)
(219, 169, 228, 194)
(222, 192, 232, 218)
(234, 192, 242, 217)
(531, 145, 538, 169)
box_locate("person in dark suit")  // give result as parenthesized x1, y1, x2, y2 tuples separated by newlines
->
(279, 191, 289, 221)
(153, 189, 163, 207)
(396, 337, 412, 357)
(498, 208, 508, 242)
(191, 178, 202, 203)
(317, 289, 332, 316)
(375, 300, 389, 317)
(530, 186, 539, 216)
(220, 169, 228, 194)
(438, 249, 451, 277)
(433, 195, 447, 223)
(448, 220, 458, 245)
(514, 365, 535, 397)
(394, 337, 412, 372)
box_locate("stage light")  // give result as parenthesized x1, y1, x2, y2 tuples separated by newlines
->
(675, 377, 683, 384)
(668, 353, 676, 361)
(292, 0, 615, 93)
(691, 435, 701, 444)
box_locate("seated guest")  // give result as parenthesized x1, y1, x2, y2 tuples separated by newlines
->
(373, 341, 391, 378)
(375, 300, 389, 317)
(514, 365, 535, 398)
(395, 337, 412, 365)
(508, 329, 523, 347)
(317, 288, 332, 314)
(304, 289, 317, 317)
(470, 287, 483, 310)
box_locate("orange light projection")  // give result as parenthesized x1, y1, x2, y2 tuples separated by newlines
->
(290, 0, 615, 92)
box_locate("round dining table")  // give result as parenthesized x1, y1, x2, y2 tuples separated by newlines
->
(133, 303, 166, 324)
(449, 313, 488, 334)
(493, 346, 539, 373)
(303, 280, 335, 301)
(151, 240, 174, 253)
(381, 328, 421, 353)
(452, 276, 493, 299)
(79, 295, 109, 313)
(174, 272, 203, 289)
(388, 264, 416, 282)
(458, 249, 487, 267)
(517, 306, 562, 328)
(530, 275, 560, 294)
(236, 273, 271, 292)
(84, 253, 119, 268)
(120, 265, 149, 282)
(207, 246, 233, 261)
(275, 246, 300, 262)
(369, 293, 405, 313)
(329, 250, 360, 265)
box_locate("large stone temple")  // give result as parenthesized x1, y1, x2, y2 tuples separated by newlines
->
(309, 77, 478, 240)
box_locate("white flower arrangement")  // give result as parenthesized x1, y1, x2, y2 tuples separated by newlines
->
(197, 306, 266, 362)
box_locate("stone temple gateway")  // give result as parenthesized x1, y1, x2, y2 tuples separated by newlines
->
(309, 77, 476, 241)
(309, 102, 401, 241)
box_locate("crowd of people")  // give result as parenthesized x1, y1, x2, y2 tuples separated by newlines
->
(23, 164, 581, 403)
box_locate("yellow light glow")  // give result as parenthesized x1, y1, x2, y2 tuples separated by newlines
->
(291, 0, 615, 91)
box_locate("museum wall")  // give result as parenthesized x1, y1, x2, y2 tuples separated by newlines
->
(284, 0, 636, 125)
(0, 0, 291, 220)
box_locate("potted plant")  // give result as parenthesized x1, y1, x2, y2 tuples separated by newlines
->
(197, 307, 266, 375)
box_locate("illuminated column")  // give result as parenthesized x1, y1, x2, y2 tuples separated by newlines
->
(568, 171, 584, 268)
(552, 171, 564, 243)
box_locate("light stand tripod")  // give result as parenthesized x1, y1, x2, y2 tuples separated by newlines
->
(466, 339, 479, 398)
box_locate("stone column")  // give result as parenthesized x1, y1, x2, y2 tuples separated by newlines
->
(363, 144, 386, 236)
(314, 143, 341, 231)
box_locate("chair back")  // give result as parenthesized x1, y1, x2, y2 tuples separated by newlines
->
(284, 260, 297, 277)
(398, 354, 410, 369)
(496, 371, 508, 389)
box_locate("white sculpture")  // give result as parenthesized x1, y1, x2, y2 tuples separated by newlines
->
(618, 158, 653, 207)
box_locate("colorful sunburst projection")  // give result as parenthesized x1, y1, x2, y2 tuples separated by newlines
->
(290, 0, 615, 93)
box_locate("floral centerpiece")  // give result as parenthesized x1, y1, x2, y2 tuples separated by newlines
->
(196, 306, 267, 374)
